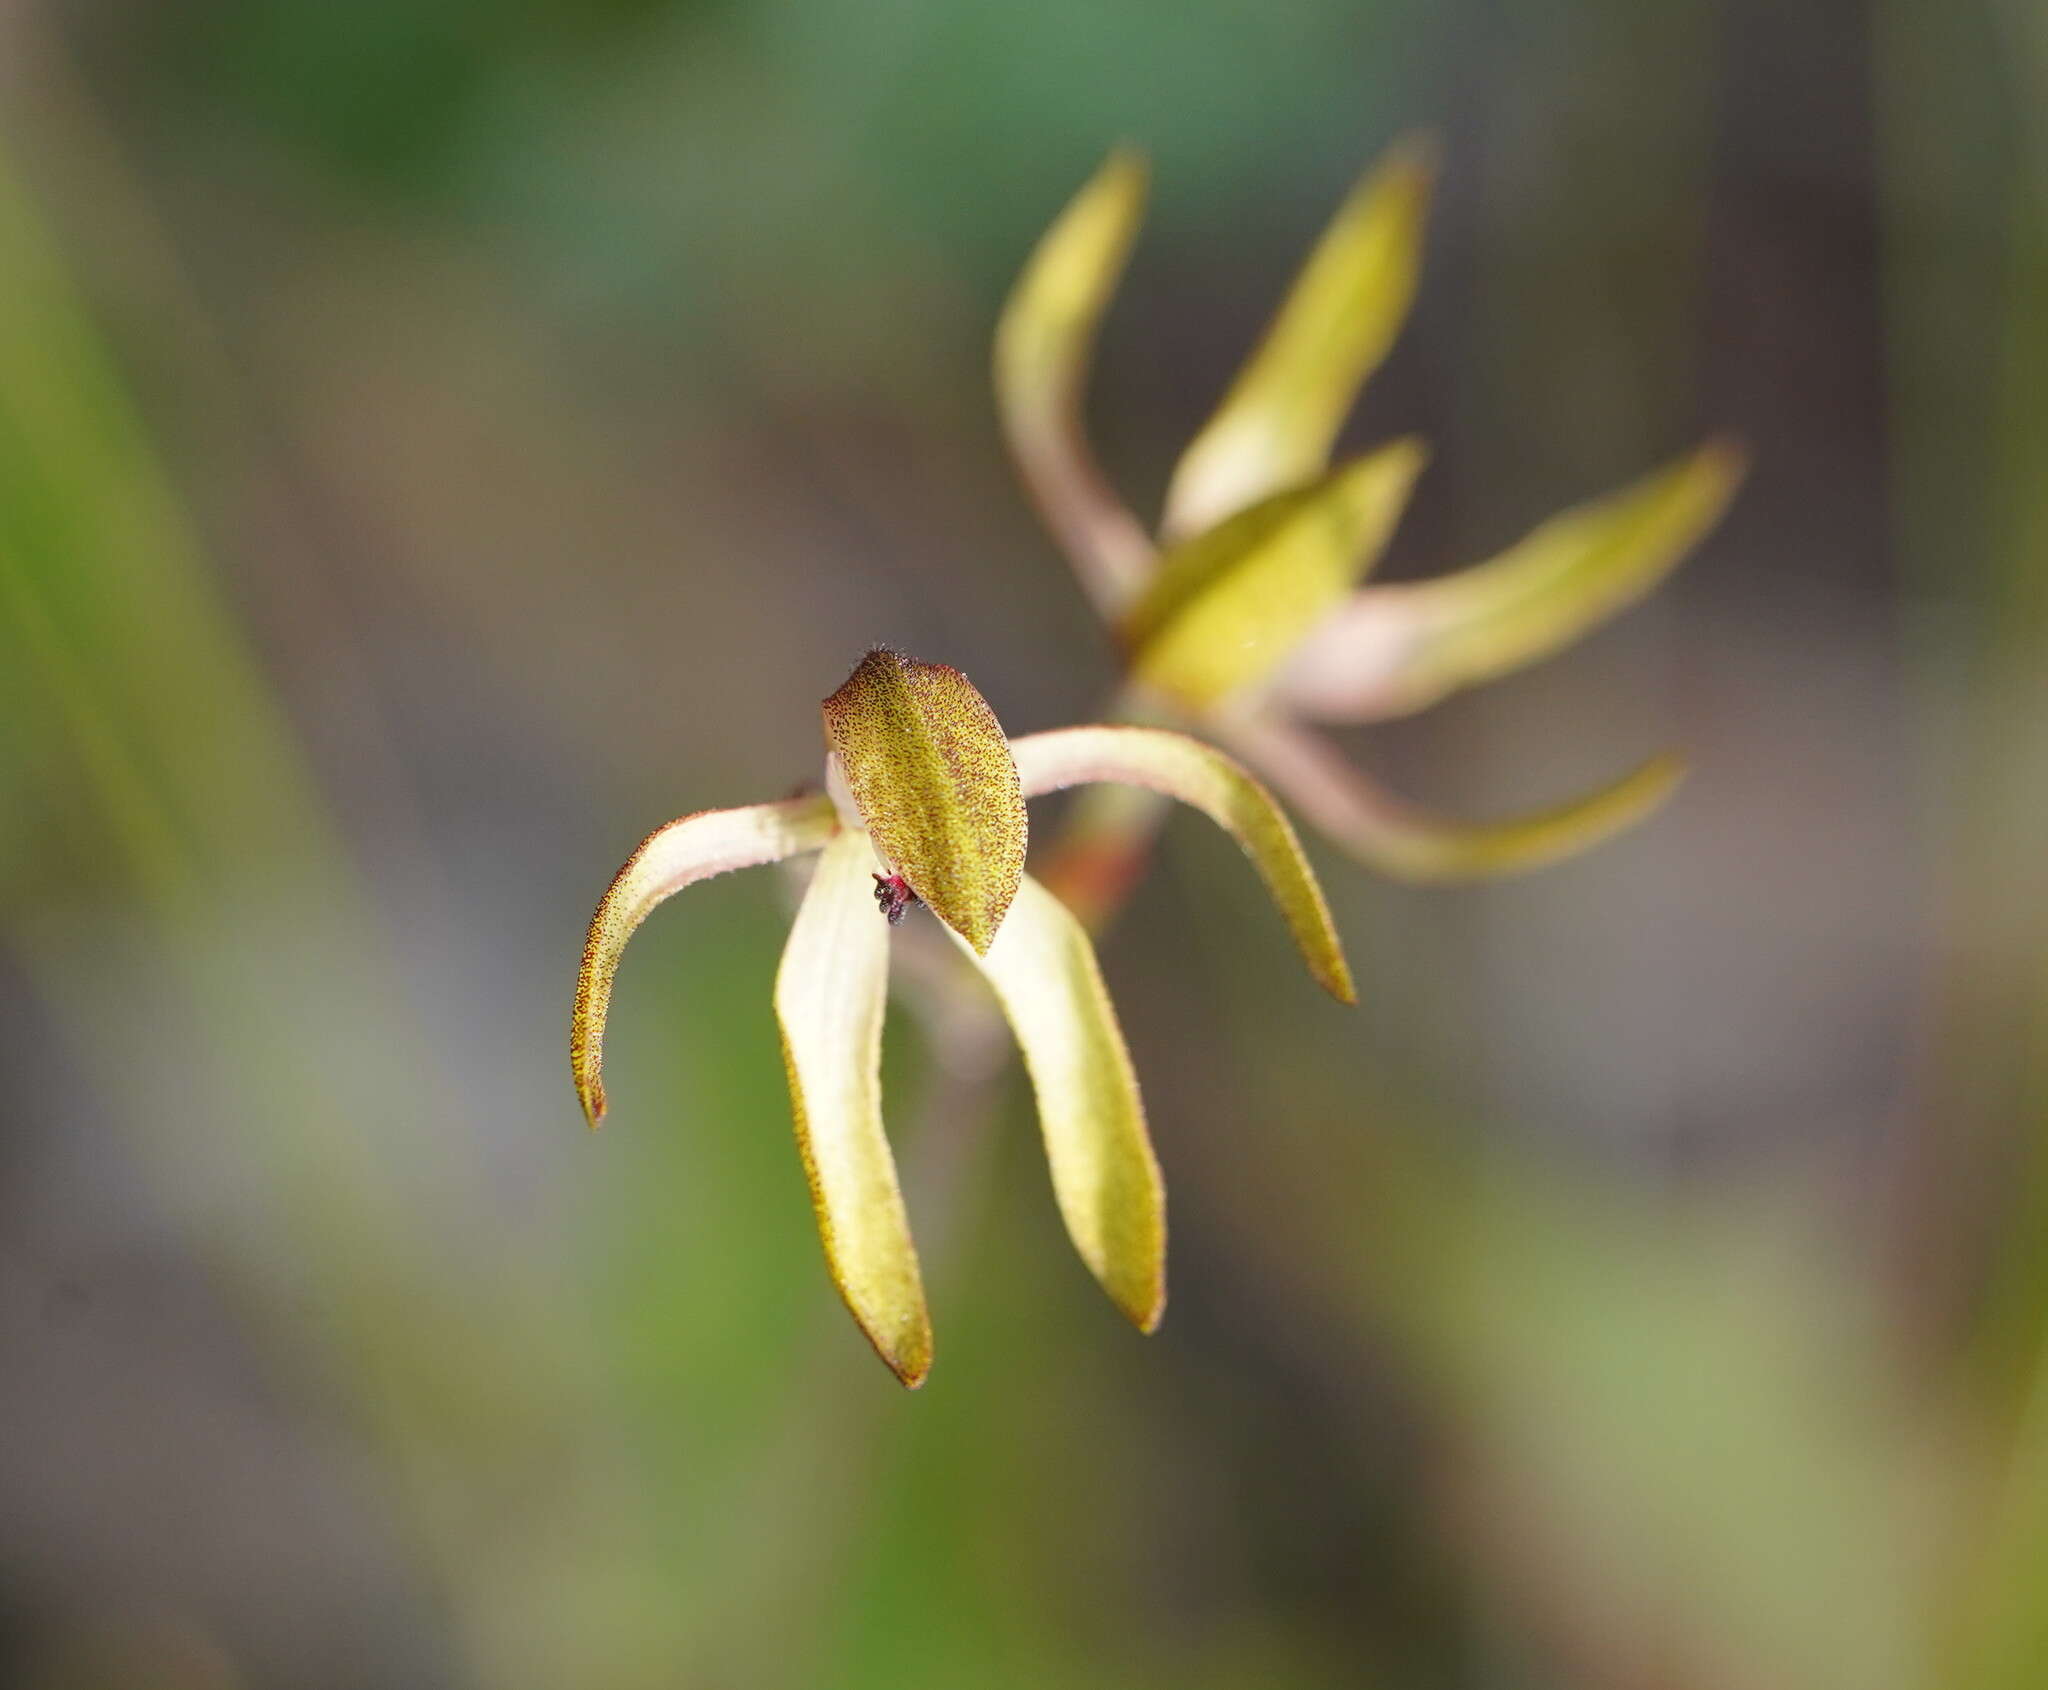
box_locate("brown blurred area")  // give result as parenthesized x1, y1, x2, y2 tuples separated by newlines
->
(2, 0, 2044, 1686)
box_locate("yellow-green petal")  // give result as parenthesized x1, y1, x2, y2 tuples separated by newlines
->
(821, 648, 1027, 955)
(1124, 441, 1426, 711)
(572, 794, 838, 1127)
(1011, 725, 1354, 1003)
(994, 150, 1156, 616)
(1161, 135, 1438, 540)
(954, 873, 1164, 1332)
(1282, 441, 1747, 722)
(1221, 714, 1685, 883)
(775, 829, 932, 1388)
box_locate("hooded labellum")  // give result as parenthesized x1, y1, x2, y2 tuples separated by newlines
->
(822, 647, 1026, 955)
(572, 649, 1354, 1386)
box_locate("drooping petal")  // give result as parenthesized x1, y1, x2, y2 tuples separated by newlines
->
(1280, 441, 1746, 723)
(1220, 714, 1685, 883)
(1161, 136, 1438, 541)
(775, 829, 932, 1388)
(954, 873, 1165, 1332)
(1124, 442, 1426, 712)
(822, 648, 1027, 955)
(994, 151, 1156, 617)
(573, 794, 838, 1127)
(1011, 725, 1354, 1003)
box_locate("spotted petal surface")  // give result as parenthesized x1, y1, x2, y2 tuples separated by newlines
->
(822, 648, 1027, 955)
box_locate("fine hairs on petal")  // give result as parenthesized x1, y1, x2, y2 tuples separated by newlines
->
(821, 647, 1027, 955)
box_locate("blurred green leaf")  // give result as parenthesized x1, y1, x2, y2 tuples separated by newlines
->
(1402, 1170, 1940, 1690)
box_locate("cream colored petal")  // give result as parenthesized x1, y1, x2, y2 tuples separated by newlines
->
(775, 830, 932, 1388)
(1124, 441, 1426, 712)
(1162, 135, 1437, 540)
(1281, 441, 1746, 722)
(572, 794, 837, 1127)
(994, 151, 1156, 617)
(821, 647, 1027, 954)
(955, 873, 1164, 1332)
(1011, 726, 1353, 1003)
(1220, 714, 1685, 883)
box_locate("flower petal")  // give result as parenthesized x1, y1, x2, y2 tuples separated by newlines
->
(1220, 714, 1685, 883)
(954, 873, 1165, 1332)
(573, 794, 838, 1127)
(994, 150, 1156, 617)
(1281, 441, 1746, 722)
(1011, 725, 1354, 1003)
(775, 829, 932, 1387)
(1161, 135, 1437, 540)
(1123, 442, 1426, 711)
(822, 648, 1027, 955)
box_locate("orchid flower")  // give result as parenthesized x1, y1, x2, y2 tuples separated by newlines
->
(572, 649, 1351, 1387)
(995, 138, 1745, 904)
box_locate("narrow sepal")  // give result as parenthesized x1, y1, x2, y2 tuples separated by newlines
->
(1124, 442, 1426, 711)
(1281, 441, 1746, 722)
(1223, 714, 1686, 882)
(954, 873, 1165, 1331)
(775, 830, 933, 1387)
(821, 648, 1027, 955)
(572, 794, 838, 1127)
(1011, 726, 1354, 1003)
(994, 150, 1156, 615)
(1162, 135, 1438, 540)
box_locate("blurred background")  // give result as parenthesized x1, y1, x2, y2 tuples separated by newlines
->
(2, 0, 2044, 1685)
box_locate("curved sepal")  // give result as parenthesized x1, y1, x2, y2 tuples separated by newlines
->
(1281, 441, 1746, 722)
(1124, 441, 1426, 712)
(1011, 726, 1354, 1003)
(994, 151, 1155, 615)
(1162, 135, 1437, 540)
(822, 648, 1027, 955)
(1222, 714, 1685, 883)
(955, 874, 1165, 1332)
(572, 794, 837, 1127)
(776, 830, 932, 1388)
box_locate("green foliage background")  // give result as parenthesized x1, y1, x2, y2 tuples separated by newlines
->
(2, 2, 2044, 1687)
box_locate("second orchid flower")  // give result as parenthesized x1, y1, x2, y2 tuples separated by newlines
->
(995, 138, 1744, 895)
